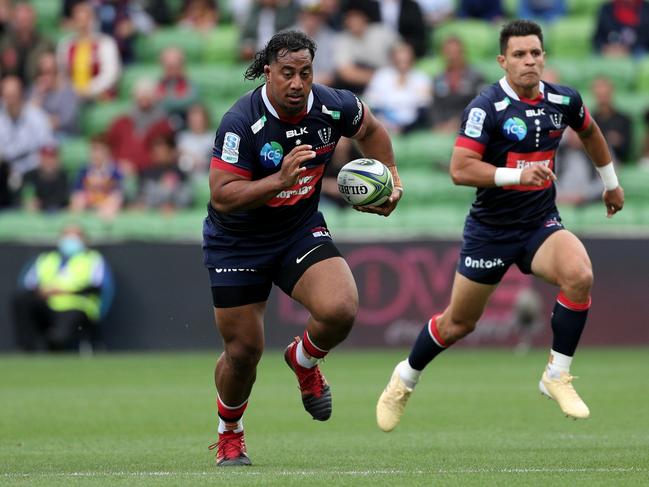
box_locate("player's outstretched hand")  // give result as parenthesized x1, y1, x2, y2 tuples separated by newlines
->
(353, 187, 403, 217)
(520, 164, 557, 187)
(603, 185, 624, 218)
(277, 144, 316, 188)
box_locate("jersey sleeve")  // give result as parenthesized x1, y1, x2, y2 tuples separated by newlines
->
(454, 95, 494, 156)
(564, 88, 591, 132)
(337, 89, 365, 138)
(210, 111, 255, 179)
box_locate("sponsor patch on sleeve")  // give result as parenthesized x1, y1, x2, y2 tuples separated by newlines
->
(222, 132, 241, 163)
(465, 108, 487, 138)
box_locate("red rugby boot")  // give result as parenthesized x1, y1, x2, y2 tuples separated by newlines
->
(284, 337, 332, 421)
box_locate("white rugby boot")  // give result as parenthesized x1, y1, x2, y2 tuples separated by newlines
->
(539, 370, 590, 419)
(376, 365, 413, 432)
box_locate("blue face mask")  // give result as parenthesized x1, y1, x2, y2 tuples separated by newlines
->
(58, 236, 85, 257)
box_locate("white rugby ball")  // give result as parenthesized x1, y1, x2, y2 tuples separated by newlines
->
(337, 158, 394, 207)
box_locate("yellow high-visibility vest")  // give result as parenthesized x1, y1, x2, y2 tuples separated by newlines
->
(34, 250, 104, 321)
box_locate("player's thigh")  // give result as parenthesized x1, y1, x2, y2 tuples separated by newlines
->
(291, 256, 358, 322)
(214, 301, 267, 354)
(530, 229, 592, 287)
(446, 272, 498, 325)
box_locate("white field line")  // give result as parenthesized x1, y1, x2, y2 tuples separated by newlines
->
(1, 467, 645, 478)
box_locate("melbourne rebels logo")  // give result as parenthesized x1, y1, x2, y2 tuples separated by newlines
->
(260, 141, 283, 168)
(502, 117, 527, 141)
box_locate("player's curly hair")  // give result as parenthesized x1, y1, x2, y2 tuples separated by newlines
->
(244, 30, 317, 80)
(499, 20, 544, 54)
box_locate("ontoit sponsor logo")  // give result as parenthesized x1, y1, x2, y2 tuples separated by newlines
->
(213, 268, 257, 273)
(464, 256, 505, 269)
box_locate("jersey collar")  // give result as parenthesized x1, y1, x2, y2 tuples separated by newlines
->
(499, 77, 545, 103)
(262, 84, 314, 124)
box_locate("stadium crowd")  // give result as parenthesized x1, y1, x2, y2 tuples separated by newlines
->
(0, 0, 648, 220)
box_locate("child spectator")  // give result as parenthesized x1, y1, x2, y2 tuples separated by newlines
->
(70, 134, 124, 220)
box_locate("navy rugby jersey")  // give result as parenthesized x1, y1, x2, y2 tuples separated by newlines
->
(455, 77, 591, 227)
(208, 83, 364, 237)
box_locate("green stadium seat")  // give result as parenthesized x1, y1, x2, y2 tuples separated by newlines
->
(475, 59, 505, 84)
(119, 64, 161, 98)
(567, 0, 606, 17)
(634, 57, 649, 93)
(188, 64, 259, 100)
(547, 56, 636, 93)
(415, 57, 444, 78)
(202, 25, 240, 64)
(135, 27, 207, 63)
(80, 100, 131, 136)
(546, 17, 595, 58)
(433, 20, 498, 63)
(391, 131, 455, 169)
(60, 137, 90, 177)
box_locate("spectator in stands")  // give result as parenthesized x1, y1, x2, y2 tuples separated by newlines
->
(430, 35, 484, 133)
(138, 134, 192, 211)
(239, 0, 300, 60)
(11, 223, 108, 352)
(314, 0, 344, 31)
(363, 41, 431, 133)
(28, 52, 80, 138)
(291, 2, 337, 85)
(591, 76, 633, 162)
(0, 0, 11, 37)
(177, 103, 213, 174)
(156, 46, 199, 127)
(70, 134, 124, 220)
(456, 0, 504, 21)
(332, 0, 399, 94)
(593, 0, 649, 57)
(57, 1, 121, 101)
(179, 0, 219, 32)
(371, 0, 429, 58)
(416, 0, 453, 27)
(518, 0, 566, 23)
(0, 76, 55, 207)
(106, 77, 174, 175)
(555, 128, 604, 206)
(0, 1, 54, 86)
(21, 144, 70, 213)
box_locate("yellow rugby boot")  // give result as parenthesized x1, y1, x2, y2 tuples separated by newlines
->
(539, 370, 590, 419)
(376, 366, 413, 432)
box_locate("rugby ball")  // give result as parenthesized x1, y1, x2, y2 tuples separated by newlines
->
(337, 158, 394, 207)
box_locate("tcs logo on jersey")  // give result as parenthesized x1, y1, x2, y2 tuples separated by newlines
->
(502, 117, 527, 141)
(260, 141, 284, 168)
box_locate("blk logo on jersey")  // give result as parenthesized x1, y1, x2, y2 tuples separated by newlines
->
(260, 141, 284, 168)
(286, 127, 308, 138)
(502, 117, 527, 141)
(525, 108, 545, 117)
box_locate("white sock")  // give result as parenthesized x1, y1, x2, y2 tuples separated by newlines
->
(296, 340, 318, 368)
(397, 359, 421, 389)
(547, 349, 572, 378)
(218, 418, 243, 434)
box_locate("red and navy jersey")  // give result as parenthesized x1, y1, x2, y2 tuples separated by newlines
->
(208, 83, 364, 237)
(455, 77, 591, 228)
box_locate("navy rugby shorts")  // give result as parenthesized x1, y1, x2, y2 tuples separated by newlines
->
(457, 212, 565, 285)
(202, 211, 341, 307)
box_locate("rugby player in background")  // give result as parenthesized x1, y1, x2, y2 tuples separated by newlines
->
(377, 19, 624, 431)
(204, 30, 402, 465)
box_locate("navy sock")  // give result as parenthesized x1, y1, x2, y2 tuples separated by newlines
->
(551, 292, 590, 356)
(408, 314, 448, 371)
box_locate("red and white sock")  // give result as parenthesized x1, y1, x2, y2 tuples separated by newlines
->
(217, 396, 247, 433)
(297, 331, 328, 369)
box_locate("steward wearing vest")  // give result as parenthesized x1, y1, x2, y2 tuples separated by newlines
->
(12, 224, 106, 351)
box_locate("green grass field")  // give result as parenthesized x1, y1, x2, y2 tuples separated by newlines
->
(1, 348, 648, 486)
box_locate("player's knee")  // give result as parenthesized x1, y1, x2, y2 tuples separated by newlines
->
(225, 341, 263, 372)
(563, 265, 593, 296)
(314, 298, 358, 333)
(443, 316, 477, 342)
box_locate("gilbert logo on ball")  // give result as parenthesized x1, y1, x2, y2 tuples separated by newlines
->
(337, 158, 394, 207)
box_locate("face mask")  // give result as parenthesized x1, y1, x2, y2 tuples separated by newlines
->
(58, 236, 85, 257)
